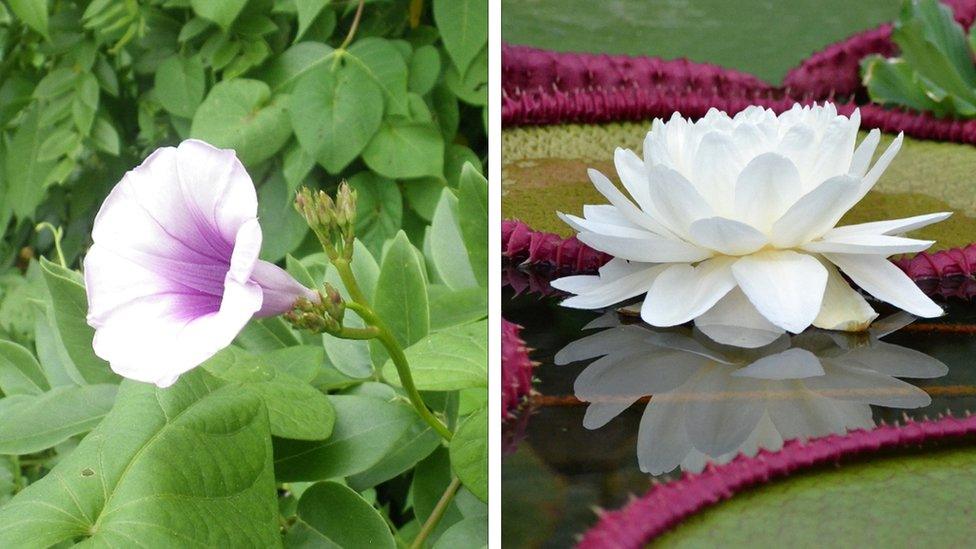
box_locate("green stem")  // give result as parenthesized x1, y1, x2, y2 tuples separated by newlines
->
(338, 0, 366, 51)
(336, 326, 379, 340)
(410, 477, 462, 549)
(338, 270, 452, 442)
(35, 222, 66, 268)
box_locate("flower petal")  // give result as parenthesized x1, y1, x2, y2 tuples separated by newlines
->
(640, 257, 736, 326)
(812, 260, 878, 331)
(822, 253, 944, 318)
(647, 165, 714, 237)
(556, 261, 668, 309)
(823, 212, 952, 238)
(808, 109, 859, 185)
(614, 147, 654, 212)
(586, 168, 673, 236)
(694, 288, 785, 348)
(691, 131, 742, 213)
(733, 152, 802, 232)
(802, 234, 935, 255)
(769, 174, 860, 248)
(732, 250, 828, 333)
(853, 132, 903, 203)
(577, 231, 712, 263)
(849, 128, 880, 177)
(688, 217, 768, 256)
(250, 260, 319, 317)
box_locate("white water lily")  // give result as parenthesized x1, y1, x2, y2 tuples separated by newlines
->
(552, 103, 949, 347)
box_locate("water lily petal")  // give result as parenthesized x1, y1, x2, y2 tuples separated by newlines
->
(730, 348, 825, 380)
(769, 174, 860, 248)
(647, 164, 714, 237)
(614, 147, 654, 212)
(849, 128, 880, 177)
(823, 212, 952, 238)
(688, 216, 768, 256)
(733, 152, 802, 232)
(802, 234, 935, 255)
(732, 250, 828, 333)
(557, 261, 668, 309)
(691, 131, 742, 212)
(586, 168, 673, 236)
(808, 109, 859, 185)
(853, 132, 903, 203)
(812, 260, 878, 331)
(822, 253, 944, 318)
(640, 257, 736, 326)
(577, 231, 712, 263)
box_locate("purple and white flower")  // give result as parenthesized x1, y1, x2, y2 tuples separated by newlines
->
(84, 139, 316, 387)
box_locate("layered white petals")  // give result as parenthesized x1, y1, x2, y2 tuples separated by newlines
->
(640, 258, 736, 326)
(813, 261, 878, 331)
(733, 153, 802, 231)
(824, 212, 952, 239)
(557, 103, 948, 338)
(688, 217, 767, 256)
(802, 234, 934, 255)
(823, 253, 944, 318)
(732, 251, 827, 333)
(552, 259, 667, 309)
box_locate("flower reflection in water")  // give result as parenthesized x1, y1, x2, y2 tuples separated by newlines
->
(558, 312, 948, 475)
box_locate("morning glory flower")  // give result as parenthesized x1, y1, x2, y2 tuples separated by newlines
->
(84, 139, 317, 387)
(552, 103, 950, 348)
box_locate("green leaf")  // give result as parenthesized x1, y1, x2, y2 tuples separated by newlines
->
(458, 163, 488, 287)
(258, 171, 307, 262)
(263, 345, 324, 383)
(450, 408, 487, 502)
(345, 37, 410, 116)
(289, 482, 396, 549)
(657, 445, 976, 546)
(39, 258, 116, 384)
(347, 414, 440, 490)
(429, 189, 478, 289)
(409, 45, 441, 95)
(363, 119, 444, 179)
(434, 0, 487, 74)
(0, 370, 278, 546)
(902, 0, 976, 87)
(29, 300, 76, 387)
(433, 516, 488, 549)
(404, 178, 446, 221)
(5, 107, 55, 219)
(154, 54, 206, 119)
(0, 384, 117, 454)
(191, 79, 292, 166)
(257, 41, 334, 93)
(237, 316, 302, 351)
(429, 285, 487, 331)
(0, 340, 49, 396)
(274, 394, 415, 481)
(295, 0, 330, 43)
(323, 240, 380, 379)
(8, 0, 48, 36)
(91, 116, 120, 155)
(444, 44, 488, 107)
(413, 447, 464, 541)
(370, 231, 429, 366)
(203, 346, 334, 440)
(290, 63, 383, 174)
(382, 320, 487, 391)
(191, 0, 247, 30)
(348, 171, 403, 258)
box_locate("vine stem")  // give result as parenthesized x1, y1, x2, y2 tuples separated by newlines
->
(410, 477, 462, 549)
(335, 260, 453, 442)
(338, 0, 366, 51)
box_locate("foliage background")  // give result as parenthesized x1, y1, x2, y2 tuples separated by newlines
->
(0, 0, 488, 546)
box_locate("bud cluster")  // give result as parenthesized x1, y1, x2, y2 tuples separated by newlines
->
(295, 182, 358, 260)
(283, 284, 347, 335)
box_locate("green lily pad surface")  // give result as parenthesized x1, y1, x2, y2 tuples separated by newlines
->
(502, 124, 976, 250)
(657, 444, 976, 546)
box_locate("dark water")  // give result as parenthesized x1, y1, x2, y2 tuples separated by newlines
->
(501, 272, 976, 548)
